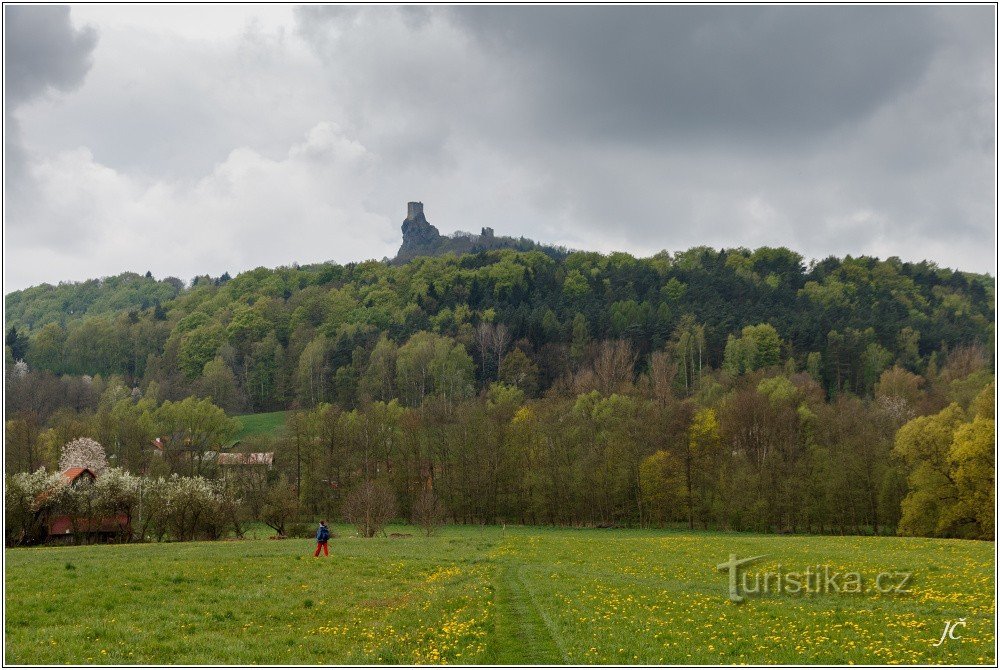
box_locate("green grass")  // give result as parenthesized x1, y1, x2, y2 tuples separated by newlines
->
(233, 411, 288, 441)
(5, 526, 995, 664)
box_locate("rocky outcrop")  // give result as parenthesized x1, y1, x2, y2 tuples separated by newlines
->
(393, 202, 566, 264)
(396, 202, 445, 262)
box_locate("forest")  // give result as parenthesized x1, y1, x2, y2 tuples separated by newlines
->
(4, 244, 995, 540)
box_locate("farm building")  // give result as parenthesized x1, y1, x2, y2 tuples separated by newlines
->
(42, 467, 131, 543)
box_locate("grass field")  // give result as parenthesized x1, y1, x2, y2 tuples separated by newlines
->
(5, 526, 995, 665)
(233, 410, 288, 441)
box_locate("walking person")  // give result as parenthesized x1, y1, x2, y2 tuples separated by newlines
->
(314, 520, 330, 557)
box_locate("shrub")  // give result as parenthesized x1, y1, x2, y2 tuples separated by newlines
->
(285, 521, 312, 539)
(94, 468, 141, 541)
(4, 469, 58, 546)
(162, 475, 221, 541)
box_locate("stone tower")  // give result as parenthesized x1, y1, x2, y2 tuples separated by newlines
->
(397, 200, 441, 262)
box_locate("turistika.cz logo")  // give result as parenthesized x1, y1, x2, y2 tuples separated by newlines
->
(716, 554, 913, 603)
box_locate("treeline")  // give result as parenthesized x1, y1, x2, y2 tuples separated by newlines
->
(5, 271, 184, 333)
(273, 348, 993, 539)
(5, 341, 994, 539)
(4, 246, 994, 416)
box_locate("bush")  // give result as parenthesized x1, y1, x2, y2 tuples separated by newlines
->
(162, 475, 224, 541)
(4, 469, 58, 546)
(94, 468, 141, 541)
(286, 521, 313, 539)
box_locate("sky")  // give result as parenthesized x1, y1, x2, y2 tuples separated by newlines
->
(3, 4, 996, 291)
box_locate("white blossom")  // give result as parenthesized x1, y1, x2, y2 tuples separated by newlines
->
(58, 437, 109, 476)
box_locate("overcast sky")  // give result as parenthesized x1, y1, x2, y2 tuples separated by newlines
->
(4, 5, 996, 291)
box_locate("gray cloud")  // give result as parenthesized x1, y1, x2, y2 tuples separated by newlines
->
(4, 5, 98, 104)
(5, 6, 97, 204)
(448, 6, 946, 146)
(3, 6, 995, 291)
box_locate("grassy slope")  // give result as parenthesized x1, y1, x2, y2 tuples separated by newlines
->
(233, 411, 288, 442)
(5, 526, 994, 665)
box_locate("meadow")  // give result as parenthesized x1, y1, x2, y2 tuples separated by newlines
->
(233, 410, 288, 441)
(5, 526, 995, 665)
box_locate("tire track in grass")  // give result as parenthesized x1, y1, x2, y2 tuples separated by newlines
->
(490, 561, 567, 663)
(516, 564, 571, 663)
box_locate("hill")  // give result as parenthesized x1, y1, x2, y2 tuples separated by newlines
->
(4, 223, 993, 412)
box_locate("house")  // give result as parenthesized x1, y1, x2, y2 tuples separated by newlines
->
(61, 466, 96, 485)
(150, 436, 219, 475)
(43, 467, 130, 543)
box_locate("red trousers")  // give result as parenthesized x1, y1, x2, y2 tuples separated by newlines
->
(314, 541, 329, 556)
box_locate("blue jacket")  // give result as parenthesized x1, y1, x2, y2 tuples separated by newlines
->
(316, 525, 330, 542)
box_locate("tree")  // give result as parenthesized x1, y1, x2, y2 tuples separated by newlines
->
(246, 333, 284, 411)
(397, 331, 439, 406)
(562, 269, 590, 299)
(26, 323, 66, 372)
(199, 356, 241, 412)
(5, 326, 29, 361)
(723, 323, 782, 375)
(92, 394, 157, 474)
(359, 335, 398, 402)
(646, 350, 677, 407)
(58, 437, 109, 475)
(569, 313, 590, 369)
(94, 468, 141, 541)
(474, 322, 511, 384)
(397, 332, 474, 407)
(178, 325, 224, 378)
(412, 488, 446, 536)
(261, 477, 300, 537)
(161, 474, 222, 541)
(297, 336, 329, 407)
(155, 397, 240, 476)
(498, 348, 540, 397)
(6, 416, 41, 473)
(639, 450, 684, 526)
(949, 408, 995, 539)
(344, 479, 397, 537)
(947, 384, 995, 539)
(591, 340, 637, 396)
(894, 403, 971, 537)
(687, 407, 722, 529)
(669, 315, 705, 392)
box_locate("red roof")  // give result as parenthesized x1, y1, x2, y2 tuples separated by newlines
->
(60, 467, 95, 484)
